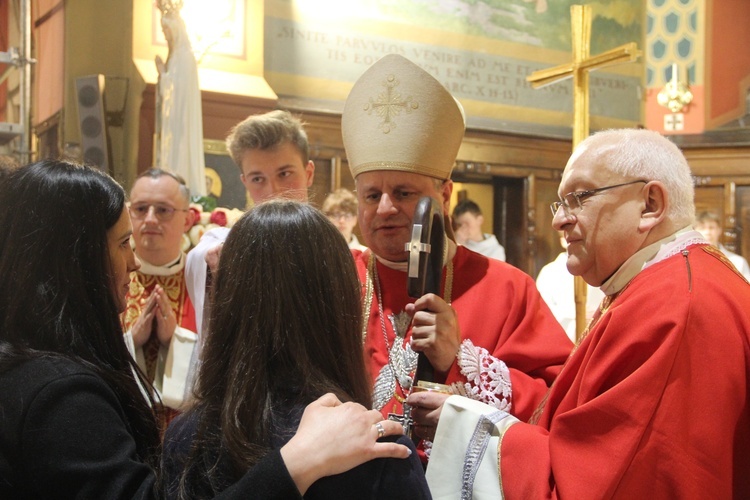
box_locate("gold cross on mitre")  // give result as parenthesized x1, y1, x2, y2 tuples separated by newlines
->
(526, 4, 641, 341)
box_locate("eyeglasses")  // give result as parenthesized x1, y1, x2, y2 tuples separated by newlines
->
(325, 212, 355, 221)
(129, 203, 188, 222)
(550, 179, 648, 217)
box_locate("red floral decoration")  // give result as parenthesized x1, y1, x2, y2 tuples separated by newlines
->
(209, 210, 228, 227)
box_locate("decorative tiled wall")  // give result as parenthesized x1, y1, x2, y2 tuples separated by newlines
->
(645, 0, 705, 133)
(647, 0, 703, 86)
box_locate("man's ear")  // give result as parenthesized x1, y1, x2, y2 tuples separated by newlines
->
(440, 179, 453, 214)
(305, 160, 315, 188)
(183, 208, 196, 233)
(639, 181, 668, 231)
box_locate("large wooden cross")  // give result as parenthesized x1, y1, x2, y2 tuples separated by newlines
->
(527, 4, 641, 340)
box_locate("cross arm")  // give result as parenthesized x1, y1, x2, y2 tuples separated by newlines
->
(527, 42, 641, 89)
(577, 42, 641, 72)
(526, 62, 575, 89)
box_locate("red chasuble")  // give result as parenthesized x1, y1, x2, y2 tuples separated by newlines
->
(500, 244, 750, 498)
(122, 266, 196, 384)
(353, 246, 572, 421)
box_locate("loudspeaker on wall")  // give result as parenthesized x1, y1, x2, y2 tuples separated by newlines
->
(75, 74, 111, 172)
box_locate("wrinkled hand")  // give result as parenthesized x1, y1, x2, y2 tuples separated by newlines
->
(405, 293, 461, 373)
(153, 285, 176, 347)
(280, 393, 411, 495)
(205, 242, 223, 275)
(405, 390, 451, 442)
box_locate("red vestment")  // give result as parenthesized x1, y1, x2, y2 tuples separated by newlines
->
(121, 258, 197, 425)
(354, 246, 572, 421)
(123, 266, 196, 329)
(122, 266, 196, 379)
(500, 244, 750, 498)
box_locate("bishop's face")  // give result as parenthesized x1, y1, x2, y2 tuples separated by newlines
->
(356, 170, 452, 262)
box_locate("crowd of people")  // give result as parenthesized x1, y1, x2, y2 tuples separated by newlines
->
(1, 53, 749, 499)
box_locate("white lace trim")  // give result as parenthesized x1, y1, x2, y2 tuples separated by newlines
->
(646, 235, 706, 268)
(451, 339, 512, 412)
(601, 227, 704, 295)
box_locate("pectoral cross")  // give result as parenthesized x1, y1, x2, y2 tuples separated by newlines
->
(526, 4, 641, 341)
(388, 405, 413, 436)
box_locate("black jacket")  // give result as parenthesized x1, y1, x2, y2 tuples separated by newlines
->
(163, 404, 432, 500)
(0, 357, 303, 499)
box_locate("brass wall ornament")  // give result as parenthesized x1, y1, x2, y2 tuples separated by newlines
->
(657, 63, 693, 113)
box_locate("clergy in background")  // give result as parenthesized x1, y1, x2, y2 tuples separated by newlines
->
(122, 169, 198, 424)
(322, 188, 368, 252)
(694, 210, 750, 281)
(452, 199, 506, 261)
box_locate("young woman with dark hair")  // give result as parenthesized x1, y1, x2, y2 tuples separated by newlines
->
(164, 200, 430, 499)
(0, 161, 411, 499)
(0, 160, 160, 496)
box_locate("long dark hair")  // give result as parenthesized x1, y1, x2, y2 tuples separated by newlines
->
(181, 200, 370, 495)
(0, 160, 160, 465)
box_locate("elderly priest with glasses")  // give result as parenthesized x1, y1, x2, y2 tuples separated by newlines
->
(121, 169, 198, 426)
(415, 128, 750, 499)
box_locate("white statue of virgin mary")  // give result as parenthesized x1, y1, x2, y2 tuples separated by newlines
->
(156, 3, 206, 196)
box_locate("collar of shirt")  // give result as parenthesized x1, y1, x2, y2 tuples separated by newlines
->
(137, 252, 186, 277)
(600, 226, 706, 296)
(375, 234, 457, 272)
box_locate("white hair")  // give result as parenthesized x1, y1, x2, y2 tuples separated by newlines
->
(576, 129, 695, 226)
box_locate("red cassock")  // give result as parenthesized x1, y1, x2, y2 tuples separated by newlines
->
(501, 244, 750, 498)
(353, 246, 573, 421)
